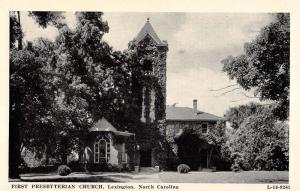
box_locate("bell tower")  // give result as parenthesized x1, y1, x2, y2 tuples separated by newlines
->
(129, 18, 168, 124)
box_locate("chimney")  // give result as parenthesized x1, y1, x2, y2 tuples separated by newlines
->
(193, 99, 198, 114)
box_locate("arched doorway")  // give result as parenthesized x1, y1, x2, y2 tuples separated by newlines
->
(94, 135, 110, 163)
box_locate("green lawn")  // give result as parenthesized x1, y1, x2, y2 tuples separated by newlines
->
(159, 171, 289, 183)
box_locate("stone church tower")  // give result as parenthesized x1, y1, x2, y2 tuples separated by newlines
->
(129, 18, 168, 168)
(130, 18, 168, 123)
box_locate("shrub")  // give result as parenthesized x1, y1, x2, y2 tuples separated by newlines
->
(231, 163, 240, 172)
(177, 164, 190, 173)
(57, 165, 72, 176)
(230, 157, 242, 172)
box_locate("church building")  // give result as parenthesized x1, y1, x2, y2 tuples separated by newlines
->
(83, 19, 223, 171)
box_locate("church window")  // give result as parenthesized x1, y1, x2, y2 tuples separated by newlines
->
(149, 89, 155, 122)
(94, 135, 110, 163)
(140, 87, 146, 122)
(99, 139, 106, 158)
(202, 123, 208, 134)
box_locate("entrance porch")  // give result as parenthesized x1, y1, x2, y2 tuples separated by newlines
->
(174, 129, 215, 171)
(83, 118, 135, 169)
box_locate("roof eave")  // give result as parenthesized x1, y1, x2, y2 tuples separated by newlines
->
(134, 33, 167, 46)
(166, 119, 225, 122)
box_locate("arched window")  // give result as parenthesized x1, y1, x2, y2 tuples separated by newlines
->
(99, 139, 106, 158)
(94, 135, 110, 163)
(149, 89, 155, 122)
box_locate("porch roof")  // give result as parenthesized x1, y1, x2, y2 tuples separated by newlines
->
(89, 118, 135, 136)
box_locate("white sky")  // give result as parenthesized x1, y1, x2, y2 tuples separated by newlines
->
(20, 12, 274, 117)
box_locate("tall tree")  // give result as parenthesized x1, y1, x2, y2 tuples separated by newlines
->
(221, 13, 290, 120)
(9, 47, 54, 178)
(9, 11, 133, 177)
(9, 11, 65, 179)
(53, 12, 132, 162)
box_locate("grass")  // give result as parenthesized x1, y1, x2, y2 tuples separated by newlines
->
(20, 172, 129, 182)
(159, 171, 289, 183)
(17, 171, 288, 183)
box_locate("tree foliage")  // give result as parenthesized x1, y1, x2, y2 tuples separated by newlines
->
(9, 47, 55, 177)
(54, 12, 131, 127)
(45, 12, 134, 164)
(10, 12, 135, 175)
(206, 121, 232, 170)
(221, 13, 290, 120)
(227, 112, 289, 170)
(224, 102, 270, 129)
(9, 11, 67, 178)
(28, 11, 65, 28)
(223, 103, 289, 171)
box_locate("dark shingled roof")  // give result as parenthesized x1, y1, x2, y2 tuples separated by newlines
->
(166, 105, 224, 121)
(134, 18, 167, 46)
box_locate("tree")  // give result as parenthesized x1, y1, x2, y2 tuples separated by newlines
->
(28, 38, 64, 165)
(224, 102, 270, 129)
(227, 112, 289, 170)
(9, 12, 132, 176)
(9, 11, 64, 50)
(221, 13, 290, 120)
(9, 13, 23, 49)
(9, 11, 65, 179)
(205, 121, 231, 170)
(222, 102, 289, 170)
(53, 12, 132, 162)
(9, 47, 55, 178)
(28, 11, 65, 28)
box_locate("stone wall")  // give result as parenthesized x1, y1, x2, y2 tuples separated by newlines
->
(166, 121, 217, 145)
(165, 120, 218, 170)
(134, 36, 168, 123)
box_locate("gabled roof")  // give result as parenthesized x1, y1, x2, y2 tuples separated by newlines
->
(134, 18, 166, 46)
(166, 105, 224, 121)
(89, 118, 135, 136)
(89, 118, 117, 132)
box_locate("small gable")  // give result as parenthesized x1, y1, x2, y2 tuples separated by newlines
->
(89, 118, 117, 132)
